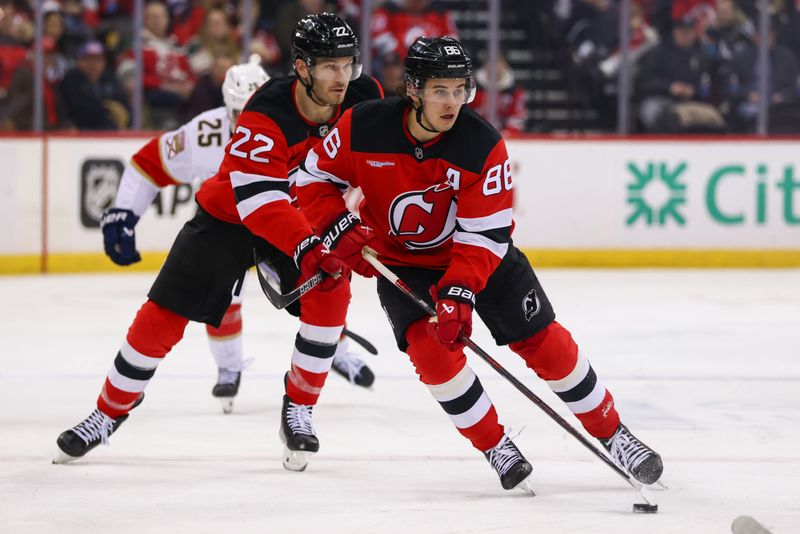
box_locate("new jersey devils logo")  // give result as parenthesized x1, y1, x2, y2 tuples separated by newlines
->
(389, 183, 457, 250)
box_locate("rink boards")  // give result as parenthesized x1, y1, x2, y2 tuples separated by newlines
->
(1, 134, 799, 273)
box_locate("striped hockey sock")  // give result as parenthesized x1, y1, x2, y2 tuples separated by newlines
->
(285, 322, 343, 405)
(206, 303, 244, 371)
(510, 321, 620, 439)
(97, 300, 188, 418)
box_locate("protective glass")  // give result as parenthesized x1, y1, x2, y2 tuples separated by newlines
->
(412, 78, 476, 105)
(309, 57, 363, 81)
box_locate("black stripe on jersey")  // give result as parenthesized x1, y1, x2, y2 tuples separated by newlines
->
(294, 334, 337, 359)
(233, 180, 290, 203)
(454, 223, 512, 244)
(555, 367, 598, 403)
(114, 352, 157, 381)
(438, 376, 485, 416)
(299, 160, 350, 191)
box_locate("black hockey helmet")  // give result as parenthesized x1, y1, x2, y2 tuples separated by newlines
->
(292, 13, 360, 64)
(404, 36, 475, 103)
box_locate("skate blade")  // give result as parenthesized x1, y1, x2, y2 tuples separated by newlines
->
(515, 478, 536, 496)
(52, 449, 79, 465)
(282, 446, 314, 472)
(218, 397, 234, 414)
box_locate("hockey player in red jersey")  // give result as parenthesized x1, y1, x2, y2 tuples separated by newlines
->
(100, 55, 377, 415)
(293, 36, 664, 490)
(54, 13, 384, 465)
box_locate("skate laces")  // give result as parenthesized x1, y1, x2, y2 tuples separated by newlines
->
(72, 409, 115, 446)
(607, 426, 651, 473)
(217, 368, 240, 385)
(286, 401, 315, 436)
(217, 358, 252, 385)
(332, 350, 365, 383)
(486, 434, 524, 477)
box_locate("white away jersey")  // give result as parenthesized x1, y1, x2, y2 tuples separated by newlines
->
(115, 107, 231, 216)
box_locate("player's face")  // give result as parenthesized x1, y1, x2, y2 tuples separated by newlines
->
(308, 57, 355, 105)
(418, 78, 467, 132)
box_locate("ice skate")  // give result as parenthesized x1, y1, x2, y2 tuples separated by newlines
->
(211, 368, 241, 414)
(331, 349, 374, 388)
(483, 434, 533, 492)
(53, 393, 144, 464)
(601, 424, 663, 485)
(279, 394, 319, 472)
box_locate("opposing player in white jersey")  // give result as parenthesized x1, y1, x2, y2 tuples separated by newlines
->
(101, 55, 376, 414)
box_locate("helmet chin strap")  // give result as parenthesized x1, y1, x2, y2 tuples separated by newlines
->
(414, 102, 441, 134)
(299, 72, 336, 108)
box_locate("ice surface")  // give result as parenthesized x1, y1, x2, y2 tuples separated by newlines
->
(1, 269, 798, 533)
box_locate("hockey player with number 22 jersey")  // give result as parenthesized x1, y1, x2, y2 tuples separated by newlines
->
(294, 36, 665, 491)
(101, 55, 375, 415)
(54, 14, 384, 466)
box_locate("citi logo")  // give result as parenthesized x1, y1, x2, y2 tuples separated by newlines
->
(367, 160, 395, 168)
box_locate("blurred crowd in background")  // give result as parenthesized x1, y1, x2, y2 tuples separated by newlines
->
(2, 0, 800, 134)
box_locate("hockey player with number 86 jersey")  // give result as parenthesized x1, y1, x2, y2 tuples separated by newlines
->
(295, 36, 664, 491)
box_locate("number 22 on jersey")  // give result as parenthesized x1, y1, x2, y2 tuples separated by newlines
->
(229, 125, 275, 163)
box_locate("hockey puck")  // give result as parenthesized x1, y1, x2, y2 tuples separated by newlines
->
(632, 503, 658, 514)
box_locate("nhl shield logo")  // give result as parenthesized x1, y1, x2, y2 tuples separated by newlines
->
(414, 146, 423, 160)
(522, 289, 541, 321)
(318, 125, 329, 137)
(80, 159, 124, 228)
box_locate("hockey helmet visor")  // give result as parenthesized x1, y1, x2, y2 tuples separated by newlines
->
(405, 36, 475, 104)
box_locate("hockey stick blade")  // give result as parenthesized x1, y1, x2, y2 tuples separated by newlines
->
(361, 246, 635, 487)
(343, 328, 378, 355)
(253, 250, 324, 309)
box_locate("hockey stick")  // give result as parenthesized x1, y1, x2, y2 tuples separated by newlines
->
(343, 328, 378, 355)
(253, 250, 324, 309)
(361, 247, 634, 487)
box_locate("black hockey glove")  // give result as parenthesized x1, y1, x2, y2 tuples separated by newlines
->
(101, 208, 141, 266)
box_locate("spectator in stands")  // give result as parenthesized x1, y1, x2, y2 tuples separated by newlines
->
(60, 0, 95, 59)
(42, 1, 70, 77)
(706, 0, 754, 63)
(132, 0, 195, 129)
(634, 15, 724, 132)
(236, 0, 282, 74)
(275, 0, 335, 70)
(469, 55, 528, 136)
(722, 18, 800, 133)
(0, 36, 71, 131)
(371, 0, 458, 61)
(182, 52, 234, 120)
(378, 51, 405, 96)
(188, 7, 239, 76)
(566, 0, 658, 131)
(0, 0, 33, 46)
(61, 40, 129, 130)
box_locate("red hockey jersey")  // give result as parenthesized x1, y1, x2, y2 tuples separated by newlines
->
(195, 75, 383, 256)
(296, 98, 514, 293)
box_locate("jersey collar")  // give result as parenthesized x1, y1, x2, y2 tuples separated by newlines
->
(291, 79, 343, 135)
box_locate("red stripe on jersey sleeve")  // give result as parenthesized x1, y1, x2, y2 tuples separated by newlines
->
(440, 140, 513, 293)
(130, 136, 180, 187)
